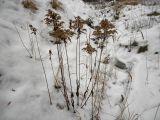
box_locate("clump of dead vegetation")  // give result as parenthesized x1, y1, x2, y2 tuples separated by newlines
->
(147, 11, 160, 16)
(50, 0, 62, 10)
(115, 0, 139, 6)
(22, 0, 38, 12)
(112, 0, 139, 18)
(44, 8, 116, 119)
(45, 9, 75, 111)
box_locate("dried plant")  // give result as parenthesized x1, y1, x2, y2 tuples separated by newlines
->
(44, 9, 63, 29)
(50, 0, 62, 10)
(45, 9, 77, 111)
(70, 16, 86, 106)
(82, 43, 96, 55)
(13, 23, 32, 58)
(81, 42, 96, 102)
(81, 42, 97, 119)
(81, 19, 116, 120)
(29, 24, 52, 105)
(22, 0, 38, 12)
(49, 50, 60, 89)
(27, 24, 37, 59)
(112, 0, 139, 20)
(44, 8, 117, 119)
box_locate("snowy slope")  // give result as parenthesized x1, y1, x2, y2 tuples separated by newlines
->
(0, 0, 160, 120)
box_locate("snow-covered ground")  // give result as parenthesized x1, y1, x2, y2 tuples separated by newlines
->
(0, 0, 160, 120)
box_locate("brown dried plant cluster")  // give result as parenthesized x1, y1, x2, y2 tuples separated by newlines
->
(81, 20, 116, 119)
(22, 0, 38, 12)
(45, 9, 76, 111)
(29, 24, 37, 35)
(44, 8, 116, 119)
(82, 43, 96, 54)
(113, 0, 139, 15)
(93, 19, 116, 39)
(92, 19, 116, 50)
(45, 9, 75, 44)
(70, 16, 86, 30)
(49, 29, 75, 43)
(50, 0, 62, 10)
(69, 16, 87, 106)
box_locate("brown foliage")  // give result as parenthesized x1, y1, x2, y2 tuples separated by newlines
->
(50, 0, 62, 10)
(82, 43, 96, 54)
(93, 19, 116, 39)
(22, 0, 38, 12)
(45, 9, 75, 44)
(70, 16, 86, 30)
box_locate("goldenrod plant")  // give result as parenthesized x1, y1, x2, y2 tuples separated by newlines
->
(81, 19, 116, 119)
(45, 9, 76, 111)
(44, 7, 116, 118)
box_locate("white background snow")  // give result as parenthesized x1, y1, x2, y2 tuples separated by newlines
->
(0, 0, 160, 120)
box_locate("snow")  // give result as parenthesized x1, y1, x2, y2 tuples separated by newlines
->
(0, 0, 160, 120)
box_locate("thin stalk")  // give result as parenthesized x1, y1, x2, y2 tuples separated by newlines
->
(97, 78, 105, 115)
(49, 50, 58, 86)
(94, 40, 104, 109)
(76, 36, 80, 106)
(145, 47, 149, 85)
(81, 52, 97, 106)
(104, 64, 111, 107)
(145, 30, 149, 85)
(57, 44, 70, 110)
(35, 35, 52, 105)
(81, 46, 103, 108)
(158, 27, 160, 69)
(85, 56, 88, 88)
(13, 23, 32, 58)
(154, 104, 160, 120)
(64, 43, 75, 112)
(91, 80, 94, 120)
(90, 54, 94, 120)
(27, 24, 33, 55)
(78, 37, 81, 100)
(64, 43, 73, 92)
(27, 24, 37, 59)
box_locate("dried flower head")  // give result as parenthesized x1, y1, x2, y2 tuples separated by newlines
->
(70, 16, 86, 30)
(49, 28, 75, 43)
(29, 24, 37, 35)
(22, 0, 38, 12)
(44, 9, 63, 31)
(82, 43, 96, 54)
(93, 19, 116, 39)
